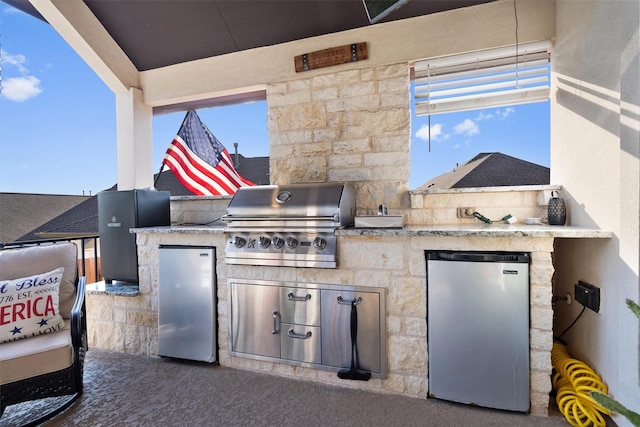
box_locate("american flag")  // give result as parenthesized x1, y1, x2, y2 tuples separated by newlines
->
(162, 110, 255, 195)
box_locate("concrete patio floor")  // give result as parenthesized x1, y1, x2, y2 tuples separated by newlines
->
(1, 348, 575, 426)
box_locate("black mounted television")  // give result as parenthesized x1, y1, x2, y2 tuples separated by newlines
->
(362, 0, 410, 24)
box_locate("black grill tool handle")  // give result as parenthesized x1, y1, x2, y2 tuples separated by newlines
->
(337, 298, 371, 381)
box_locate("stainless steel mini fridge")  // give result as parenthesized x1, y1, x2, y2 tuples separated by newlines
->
(427, 251, 530, 412)
(158, 246, 217, 363)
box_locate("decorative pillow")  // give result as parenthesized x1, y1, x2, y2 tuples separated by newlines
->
(0, 267, 66, 343)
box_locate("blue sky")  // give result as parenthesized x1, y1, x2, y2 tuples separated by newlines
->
(0, 5, 549, 195)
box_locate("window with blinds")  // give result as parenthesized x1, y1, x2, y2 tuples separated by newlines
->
(414, 40, 551, 116)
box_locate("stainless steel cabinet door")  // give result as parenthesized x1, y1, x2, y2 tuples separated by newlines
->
(321, 290, 381, 374)
(158, 246, 216, 362)
(230, 283, 280, 358)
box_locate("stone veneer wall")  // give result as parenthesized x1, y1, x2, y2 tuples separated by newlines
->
(86, 62, 556, 416)
(169, 196, 230, 225)
(267, 63, 411, 210)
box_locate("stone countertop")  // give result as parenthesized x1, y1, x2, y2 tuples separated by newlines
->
(133, 224, 611, 239)
(86, 281, 140, 296)
(337, 224, 612, 238)
(132, 225, 226, 234)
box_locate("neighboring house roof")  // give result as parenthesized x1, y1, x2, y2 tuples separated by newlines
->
(17, 196, 99, 241)
(234, 154, 270, 185)
(0, 193, 90, 243)
(152, 169, 198, 196)
(416, 152, 550, 191)
(16, 154, 270, 241)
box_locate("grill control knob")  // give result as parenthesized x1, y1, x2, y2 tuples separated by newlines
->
(231, 235, 246, 248)
(259, 236, 271, 249)
(271, 236, 285, 249)
(313, 237, 327, 250)
(285, 237, 298, 249)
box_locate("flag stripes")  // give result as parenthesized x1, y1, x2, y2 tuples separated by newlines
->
(164, 136, 243, 195)
(161, 110, 255, 196)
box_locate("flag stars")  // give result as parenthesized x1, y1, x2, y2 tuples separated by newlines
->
(10, 326, 23, 335)
(38, 318, 49, 327)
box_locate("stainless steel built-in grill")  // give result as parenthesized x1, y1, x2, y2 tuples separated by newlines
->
(223, 183, 355, 268)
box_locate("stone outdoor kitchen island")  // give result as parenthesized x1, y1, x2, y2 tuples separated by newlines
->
(86, 60, 611, 418)
(86, 188, 610, 418)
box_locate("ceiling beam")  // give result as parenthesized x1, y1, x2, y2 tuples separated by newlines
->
(29, 0, 139, 94)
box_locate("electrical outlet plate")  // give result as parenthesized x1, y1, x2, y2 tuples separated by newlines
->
(574, 280, 600, 313)
(537, 190, 555, 206)
(456, 207, 475, 218)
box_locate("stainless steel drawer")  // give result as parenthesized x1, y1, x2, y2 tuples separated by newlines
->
(279, 287, 321, 326)
(280, 324, 321, 364)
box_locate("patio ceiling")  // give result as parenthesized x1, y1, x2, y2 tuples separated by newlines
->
(7, 0, 494, 72)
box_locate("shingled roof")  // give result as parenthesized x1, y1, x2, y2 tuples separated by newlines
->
(15, 153, 270, 241)
(416, 152, 550, 191)
(233, 154, 270, 186)
(0, 193, 90, 243)
(15, 195, 99, 242)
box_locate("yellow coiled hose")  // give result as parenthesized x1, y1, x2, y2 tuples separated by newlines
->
(552, 342, 610, 426)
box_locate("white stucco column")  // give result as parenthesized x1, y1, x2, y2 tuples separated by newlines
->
(115, 87, 153, 190)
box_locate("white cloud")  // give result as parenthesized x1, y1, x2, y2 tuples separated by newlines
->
(1, 49, 43, 101)
(475, 111, 494, 121)
(497, 107, 515, 119)
(1, 50, 29, 74)
(1, 76, 43, 102)
(415, 123, 449, 142)
(454, 118, 479, 136)
(472, 107, 516, 122)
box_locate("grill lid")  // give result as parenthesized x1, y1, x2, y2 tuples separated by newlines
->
(222, 182, 355, 230)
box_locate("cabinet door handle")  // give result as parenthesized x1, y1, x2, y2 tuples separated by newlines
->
(287, 328, 312, 339)
(272, 310, 281, 335)
(287, 292, 311, 302)
(337, 296, 362, 305)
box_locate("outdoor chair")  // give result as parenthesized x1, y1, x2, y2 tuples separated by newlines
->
(0, 242, 87, 425)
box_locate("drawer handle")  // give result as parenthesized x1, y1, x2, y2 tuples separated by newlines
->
(287, 292, 311, 302)
(337, 296, 362, 305)
(272, 310, 281, 335)
(287, 328, 312, 339)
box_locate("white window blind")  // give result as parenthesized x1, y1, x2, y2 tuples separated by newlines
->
(414, 40, 551, 116)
